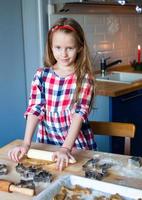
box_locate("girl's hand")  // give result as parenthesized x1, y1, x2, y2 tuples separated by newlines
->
(8, 144, 30, 162)
(52, 147, 75, 171)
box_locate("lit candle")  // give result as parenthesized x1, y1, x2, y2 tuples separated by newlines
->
(138, 45, 141, 64)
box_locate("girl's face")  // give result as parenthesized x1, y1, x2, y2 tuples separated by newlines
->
(52, 31, 79, 68)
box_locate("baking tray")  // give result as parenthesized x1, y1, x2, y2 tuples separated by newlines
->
(33, 175, 142, 200)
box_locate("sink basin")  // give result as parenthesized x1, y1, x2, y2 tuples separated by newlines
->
(96, 71, 142, 84)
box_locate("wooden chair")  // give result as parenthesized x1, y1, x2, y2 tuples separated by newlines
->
(89, 121, 135, 155)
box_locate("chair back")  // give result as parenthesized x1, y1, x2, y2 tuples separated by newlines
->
(89, 121, 135, 155)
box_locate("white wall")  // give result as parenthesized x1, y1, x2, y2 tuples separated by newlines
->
(22, 0, 48, 98)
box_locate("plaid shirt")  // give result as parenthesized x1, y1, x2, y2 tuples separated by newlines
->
(25, 67, 96, 150)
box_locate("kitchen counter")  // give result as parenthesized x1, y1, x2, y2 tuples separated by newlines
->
(96, 65, 142, 97)
(0, 140, 142, 199)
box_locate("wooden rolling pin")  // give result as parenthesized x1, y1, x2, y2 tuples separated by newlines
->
(0, 179, 35, 196)
(27, 149, 76, 164)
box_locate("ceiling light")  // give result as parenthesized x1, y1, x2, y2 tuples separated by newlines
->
(136, 5, 142, 13)
(117, 0, 126, 5)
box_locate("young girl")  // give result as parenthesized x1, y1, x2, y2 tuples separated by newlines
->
(8, 17, 97, 171)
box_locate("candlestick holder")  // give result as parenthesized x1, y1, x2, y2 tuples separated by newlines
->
(131, 60, 142, 71)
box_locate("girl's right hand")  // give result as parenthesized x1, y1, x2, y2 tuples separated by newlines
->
(8, 145, 30, 162)
(52, 147, 75, 171)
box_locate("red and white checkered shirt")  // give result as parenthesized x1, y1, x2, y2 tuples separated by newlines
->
(25, 67, 96, 150)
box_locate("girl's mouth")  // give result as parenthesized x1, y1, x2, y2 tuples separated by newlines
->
(61, 59, 69, 62)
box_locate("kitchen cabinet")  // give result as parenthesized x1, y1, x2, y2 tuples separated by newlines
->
(90, 89, 142, 156)
(89, 95, 110, 152)
(110, 89, 142, 156)
(94, 66, 142, 155)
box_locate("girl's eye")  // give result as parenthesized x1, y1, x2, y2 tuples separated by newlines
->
(55, 46, 61, 49)
(67, 47, 73, 50)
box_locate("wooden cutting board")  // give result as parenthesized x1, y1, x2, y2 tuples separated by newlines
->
(0, 139, 142, 200)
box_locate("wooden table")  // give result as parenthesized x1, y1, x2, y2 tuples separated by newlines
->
(0, 140, 142, 199)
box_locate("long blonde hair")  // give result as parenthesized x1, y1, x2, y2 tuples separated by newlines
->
(44, 17, 95, 105)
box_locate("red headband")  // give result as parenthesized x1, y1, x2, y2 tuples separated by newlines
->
(51, 25, 75, 32)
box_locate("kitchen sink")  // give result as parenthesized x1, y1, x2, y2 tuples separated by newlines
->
(96, 71, 142, 84)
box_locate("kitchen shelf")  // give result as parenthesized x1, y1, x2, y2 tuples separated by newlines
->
(56, 3, 138, 15)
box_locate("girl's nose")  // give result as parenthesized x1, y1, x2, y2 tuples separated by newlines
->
(61, 49, 67, 56)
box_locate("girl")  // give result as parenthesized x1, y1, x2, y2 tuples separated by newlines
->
(8, 17, 97, 171)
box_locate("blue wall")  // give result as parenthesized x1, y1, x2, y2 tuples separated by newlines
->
(0, 0, 27, 147)
(0, 0, 48, 147)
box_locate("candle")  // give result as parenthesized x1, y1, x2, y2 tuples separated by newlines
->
(138, 45, 141, 64)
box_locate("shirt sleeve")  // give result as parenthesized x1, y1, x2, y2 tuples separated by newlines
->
(75, 74, 94, 122)
(24, 68, 45, 121)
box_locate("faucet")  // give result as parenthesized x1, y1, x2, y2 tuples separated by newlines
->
(100, 57, 122, 77)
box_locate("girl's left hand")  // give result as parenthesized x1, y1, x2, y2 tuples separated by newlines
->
(52, 148, 74, 171)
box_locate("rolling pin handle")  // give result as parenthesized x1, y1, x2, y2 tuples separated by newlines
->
(9, 184, 35, 196)
(0, 179, 34, 196)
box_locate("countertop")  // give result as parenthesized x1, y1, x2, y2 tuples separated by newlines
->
(96, 65, 142, 97)
(0, 140, 142, 199)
